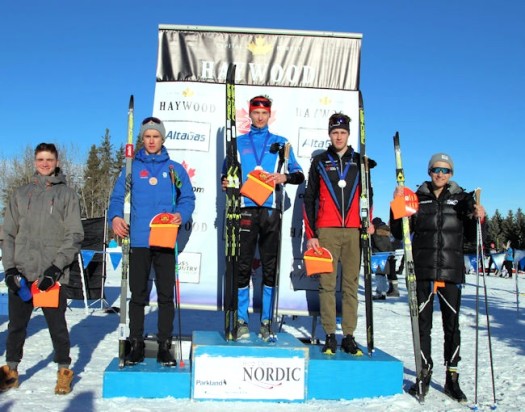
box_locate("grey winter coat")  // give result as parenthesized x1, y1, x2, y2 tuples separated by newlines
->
(2, 171, 84, 284)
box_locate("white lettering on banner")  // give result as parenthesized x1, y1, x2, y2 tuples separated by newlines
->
(200, 60, 316, 86)
(193, 356, 306, 400)
(201, 60, 215, 80)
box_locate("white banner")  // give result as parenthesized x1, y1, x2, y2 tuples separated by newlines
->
(153, 25, 362, 315)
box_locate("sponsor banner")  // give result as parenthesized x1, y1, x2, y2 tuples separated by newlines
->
(193, 356, 306, 400)
(153, 26, 362, 314)
(157, 25, 361, 90)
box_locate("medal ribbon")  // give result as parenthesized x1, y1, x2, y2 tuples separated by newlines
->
(249, 131, 271, 168)
(327, 152, 352, 184)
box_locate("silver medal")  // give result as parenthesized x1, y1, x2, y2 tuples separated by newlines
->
(338, 179, 346, 188)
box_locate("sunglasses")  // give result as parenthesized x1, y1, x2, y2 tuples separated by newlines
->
(250, 99, 271, 108)
(430, 167, 451, 174)
(141, 116, 162, 125)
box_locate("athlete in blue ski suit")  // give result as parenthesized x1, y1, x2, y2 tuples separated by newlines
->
(221, 96, 304, 340)
(108, 117, 195, 366)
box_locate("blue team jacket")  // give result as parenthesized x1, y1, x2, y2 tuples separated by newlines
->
(108, 146, 195, 247)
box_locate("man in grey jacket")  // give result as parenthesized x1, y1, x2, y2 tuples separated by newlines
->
(0, 143, 84, 394)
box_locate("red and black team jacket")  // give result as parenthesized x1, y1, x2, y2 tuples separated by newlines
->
(303, 145, 372, 239)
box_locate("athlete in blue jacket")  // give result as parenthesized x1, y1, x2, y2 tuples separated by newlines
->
(108, 117, 195, 366)
(222, 96, 304, 341)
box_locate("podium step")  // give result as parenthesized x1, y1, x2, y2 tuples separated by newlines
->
(102, 331, 403, 401)
(307, 344, 403, 400)
(103, 357, 191, 398)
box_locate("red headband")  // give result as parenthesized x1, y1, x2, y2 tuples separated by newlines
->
(249, 98, 272, 113)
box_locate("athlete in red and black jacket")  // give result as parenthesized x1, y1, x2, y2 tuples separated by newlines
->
(302, 112, 375, 356)
(303, 144, 369, 237)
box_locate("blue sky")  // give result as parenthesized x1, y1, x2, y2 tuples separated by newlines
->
(1, 0, 524, 221)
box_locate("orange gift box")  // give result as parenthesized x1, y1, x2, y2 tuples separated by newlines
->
(303, 247, 334, 276)
(240, 170, 275, 206)
(149, 213, 179, 248)
(390, 187, 419, 219)
(31, 281, 60, 308)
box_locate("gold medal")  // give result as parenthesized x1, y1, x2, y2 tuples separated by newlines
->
(149, 177, 158, 186)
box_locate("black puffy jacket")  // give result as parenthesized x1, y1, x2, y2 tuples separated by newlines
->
(392, 181, 477, 284)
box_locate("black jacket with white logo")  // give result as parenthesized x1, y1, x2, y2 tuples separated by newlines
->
(392, 180, 477, 284)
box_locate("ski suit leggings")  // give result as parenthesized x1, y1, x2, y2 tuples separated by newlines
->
(237, 207, 281, 288)
(417, 280, 462, 370)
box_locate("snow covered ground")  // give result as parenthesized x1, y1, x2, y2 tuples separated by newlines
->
(1, 259, 524, 412)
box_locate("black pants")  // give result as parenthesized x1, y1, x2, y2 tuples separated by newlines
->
(129, 247, 175, 342)
(503, 260, 513, 277)
(238, 207, 281, 288)
(417, 280, 462, 370)
(6, 286, 71, 367)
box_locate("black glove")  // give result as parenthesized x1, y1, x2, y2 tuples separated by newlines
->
(5, 268, 23, 293)
(38, 265, 62, 291)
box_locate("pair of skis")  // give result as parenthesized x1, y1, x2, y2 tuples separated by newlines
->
(223, 64, 242, 341)
(358, 92, 374, 357)
(118, 95, 134, 368)
(392, 132, 424, 401)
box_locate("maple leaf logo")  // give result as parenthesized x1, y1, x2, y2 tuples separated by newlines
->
(247, 37, 273, 56)
(181, 160, 196, 180)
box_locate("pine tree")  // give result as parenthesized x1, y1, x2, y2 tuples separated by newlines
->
(83, 144, 101, 218)
(488, 210, 504, 250)
(98, 129, 115, 213)
(516, 209, 525, 249)
(501, 210, 516, 249)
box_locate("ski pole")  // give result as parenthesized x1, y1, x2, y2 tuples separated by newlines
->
(475, 188, 497, 409)
(174, 242, 184, 367)
(269, 143, 291, 339)
(474, 190, 481, 408)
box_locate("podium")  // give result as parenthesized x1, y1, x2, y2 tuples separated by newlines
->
(103, 331, 403, 401)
